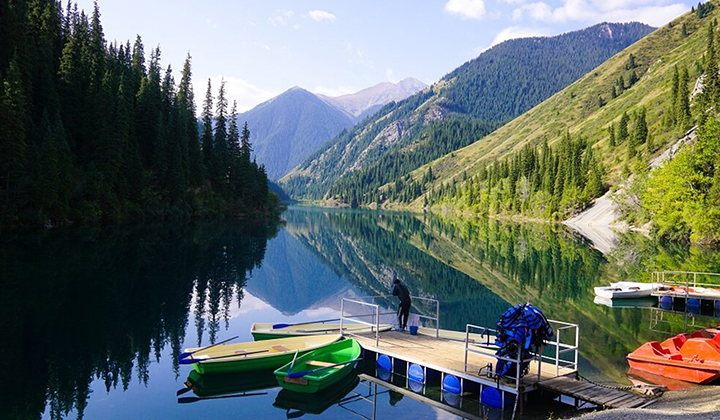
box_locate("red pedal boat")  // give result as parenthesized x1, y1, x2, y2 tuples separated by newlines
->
(627, 328, 720, 384)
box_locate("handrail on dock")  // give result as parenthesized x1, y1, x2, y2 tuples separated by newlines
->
(651, 270, 720, 290)
(462, 319, 579, 390)
(342, 294, 440, 338)
(341, 298, 382, 346)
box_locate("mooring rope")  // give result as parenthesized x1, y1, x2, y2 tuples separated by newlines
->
(577, 373, 636, 391)
(576, 373, 666, 397)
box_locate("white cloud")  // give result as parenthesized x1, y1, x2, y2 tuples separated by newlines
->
(511, 0, 690, 26)
(386, 68, 398, 83)
(195, 75, 278, 113)
(444, 0, 487, 20)
(308, 10, 336, 22)
(268, 9, 294, 26)
(492, 26, 551, 45)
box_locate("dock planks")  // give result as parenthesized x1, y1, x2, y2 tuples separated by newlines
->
(538, 376, 658, 409)
(353, 330, 574, 391)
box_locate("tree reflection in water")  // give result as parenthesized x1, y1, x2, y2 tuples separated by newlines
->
(0, 222, 277, 420)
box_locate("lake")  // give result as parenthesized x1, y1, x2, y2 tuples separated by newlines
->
(2, 207, 719, 420)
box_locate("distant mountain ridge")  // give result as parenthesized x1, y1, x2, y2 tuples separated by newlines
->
(279, 22, 655, 203)
(319, 78, 428, 121)
(239, 79, 427, 180)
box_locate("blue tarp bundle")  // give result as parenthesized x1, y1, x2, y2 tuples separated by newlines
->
(494, 303, 553, 378)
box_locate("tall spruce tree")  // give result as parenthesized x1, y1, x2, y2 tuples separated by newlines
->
(201, 78, 214, 182)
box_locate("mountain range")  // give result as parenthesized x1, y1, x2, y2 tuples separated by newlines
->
(279, 22, 655, 203)
(239, 79, 427, 180)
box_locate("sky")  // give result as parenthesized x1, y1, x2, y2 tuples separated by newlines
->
(73, 0, 698, 112)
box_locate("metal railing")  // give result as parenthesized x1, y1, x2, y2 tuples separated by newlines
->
(651, 271, 720, 292)
(462, 319, 579, 390)
(341, 295, 440, 338)
(341, 298, 384, 346)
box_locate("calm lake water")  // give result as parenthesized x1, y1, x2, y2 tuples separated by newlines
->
(2, 207, 720, 420)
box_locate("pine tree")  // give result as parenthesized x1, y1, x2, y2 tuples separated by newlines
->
(633, 108, 648, 149)
(609, 124, 616, 147)
(228, 100, 242, 196)
(214, 78, 229, 193)
(703, 21, 719, 107)
(677, 66, 691, 127)
(177, 53, 203, 186)
(201, 78, 214, 181)
(618, 112, 630, 144)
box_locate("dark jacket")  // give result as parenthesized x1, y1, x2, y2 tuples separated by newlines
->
(392, 282, 411, 303)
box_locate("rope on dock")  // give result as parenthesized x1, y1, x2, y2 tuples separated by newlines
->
(577, 373, 666, 397)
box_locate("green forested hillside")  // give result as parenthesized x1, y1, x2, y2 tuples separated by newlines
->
(0, 1, 278, 230)
(418, 1, 720, 243)
(280, 22, 653, 206)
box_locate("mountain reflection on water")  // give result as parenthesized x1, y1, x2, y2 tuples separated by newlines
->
(2, 207, 720, 420)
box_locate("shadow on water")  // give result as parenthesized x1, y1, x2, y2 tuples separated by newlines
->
(0, 221, 278, 420)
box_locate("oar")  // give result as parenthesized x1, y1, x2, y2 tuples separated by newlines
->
(287, 358, 361, 379)
(177, 335, 239, 362)
(177, 391, 268, 404)
(296, 327, 346, 333)
(272, 318, 340, 329)
(289, 350, 299, 373)
(179, 349, 269, 365)
(177, 383, 193, 396)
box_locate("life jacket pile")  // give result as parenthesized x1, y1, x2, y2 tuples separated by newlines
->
(494, 303, 554, 379)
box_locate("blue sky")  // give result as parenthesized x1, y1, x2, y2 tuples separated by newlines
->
(75, 0, 696, 112)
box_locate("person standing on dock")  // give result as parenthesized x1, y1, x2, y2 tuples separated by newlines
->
(392, 277, 411, 331)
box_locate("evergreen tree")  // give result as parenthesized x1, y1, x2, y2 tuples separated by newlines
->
(618, 112, 630, 144)
(214, 78, 229, 193)
(677, 66, 691, 127)
(177, 53, 203, 186)
(703, 21, 719, 108)
(201, 78, 214, 180)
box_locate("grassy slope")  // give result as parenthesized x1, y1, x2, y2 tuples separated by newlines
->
(406, 6, 713, 209)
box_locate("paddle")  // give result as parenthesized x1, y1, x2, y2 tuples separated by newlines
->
(177, 391, 268, 404)
(287, 358, 361, 379)
(178, 349, 269, 365)
(177, 335, 239, 362)
(177, 385, 193, 396)
(296, 327, 346, 333)
(272, 318, 340, 329)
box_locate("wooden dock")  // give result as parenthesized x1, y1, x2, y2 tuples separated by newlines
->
(351, 329, 657, 412)
(538, 376, 657, 409)
(352, 329, 578, 413)
(354, 330, 574, 387)
(341, 297, 658, 414)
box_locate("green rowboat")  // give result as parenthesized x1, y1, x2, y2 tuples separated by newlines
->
(273, 338, 362, 393)
(273, 370, 360, 415)
(179, 334, 342, 374)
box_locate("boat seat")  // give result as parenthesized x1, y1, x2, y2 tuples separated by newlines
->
(671, 334, 687, 350)
(272, 345, 290, 352)
(650, 342, 683, 360)
(306, 360, 335, 367)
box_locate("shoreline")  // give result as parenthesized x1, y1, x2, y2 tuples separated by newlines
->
(572, 386, 720, 419)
